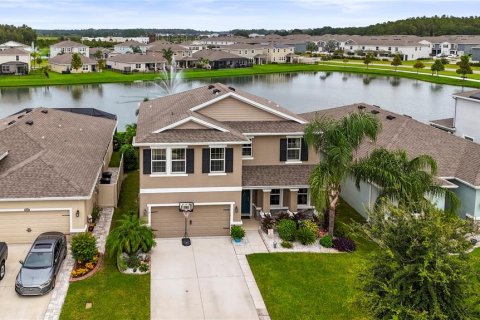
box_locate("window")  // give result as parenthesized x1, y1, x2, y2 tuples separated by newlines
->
(287, 138, 301, 161)
(242, 143, 252, 157)
(252, 50, 254, 53)
(270, 189, 281, 206)
(2, 65, 9, 72)
(210, 148, 225, 172)
(16, 55, 19, 61)
(388, 47, 391, 51)
(152, 149, 167, 173)
(82, 65, 89, 71)
(135, 63, 141, 68)
(171, 148, 186, 173)
(297, 188, 308, 206)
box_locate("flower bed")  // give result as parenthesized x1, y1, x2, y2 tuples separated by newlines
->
(117, 251, 151, 275)
(70, 253, 102, 282)
(259, 229, 340, 253)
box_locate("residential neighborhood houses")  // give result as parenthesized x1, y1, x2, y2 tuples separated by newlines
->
(0, 47, 30, 75)
(49, 40, 89, 58)
(48, 53, 98, 73)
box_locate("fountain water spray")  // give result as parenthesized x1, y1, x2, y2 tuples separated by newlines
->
(155, 56, 183, 95)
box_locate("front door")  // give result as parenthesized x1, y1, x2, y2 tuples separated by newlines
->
(241, 190, 251, 216)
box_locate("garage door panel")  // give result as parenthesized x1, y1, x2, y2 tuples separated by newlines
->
(151, 205, 230, 238)
(0, 211, 70, 244)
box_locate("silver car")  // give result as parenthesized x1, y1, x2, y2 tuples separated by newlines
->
(15, 232, 67, 296)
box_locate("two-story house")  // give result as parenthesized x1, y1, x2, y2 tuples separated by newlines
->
(49, 40, 89, 58)
(113, 40, 148, 54)
(0, 48, 30, 75)
(133, 83, 318, 238)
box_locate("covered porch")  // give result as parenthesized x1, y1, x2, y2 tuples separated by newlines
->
(0, 61, 28, 75)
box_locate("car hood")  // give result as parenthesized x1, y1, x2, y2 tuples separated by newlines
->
(17, 267, 53, 287)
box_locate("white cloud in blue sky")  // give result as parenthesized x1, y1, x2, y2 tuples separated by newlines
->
(0, 0, 475, 30)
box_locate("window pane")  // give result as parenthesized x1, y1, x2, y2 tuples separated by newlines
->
(287, 149, 300, 160)
(152, 149, 166, 160)
(271, 189, 280, 195)
(210, 159, 225, 172)
(171, 160, 185, 173)
(287, 138, 301, 148)
(270, 195, 280, 205)
(242, 144, 252, 156)
(211, 148, 224, 160)
(172, 148, 185, 160)
(152, 161, 166, 173)
(297, 194, 308, 205)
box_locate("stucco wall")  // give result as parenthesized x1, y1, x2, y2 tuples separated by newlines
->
(451, 179, 479, 218)
(454, 98, 480, 142)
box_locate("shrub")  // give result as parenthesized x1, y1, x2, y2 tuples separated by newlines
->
(139, 261, 149, 272)
(230, 225, 245, 240)
(120, 144, 138, 171)
(277, 219, 297, 241)
(91, 206, 101, 223)
(333, 237, 356, 252)
(301, 220, 319, 238)
(117, 255, 127, 271)
(297, 227, 316, 245)
(126, 254, 141, 269)
(281, 240, 293, 249)
(71, 232, 98, 263)
(261, 214, 275, 232)
(275, 211, 292, 221)
(319, 235, 333, 248)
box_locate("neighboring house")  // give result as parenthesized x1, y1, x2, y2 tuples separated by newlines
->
(0, 48, 30, 75)
(301, 104, 480, 220)
(48, 53, 98, 73)
(191, 50, 252, 69)
(260, 43, 296, 63)
(221, 43, 263, 62)
(106, 53, 166, 72)
(89, 47, 111, 60)
(0, 41, 32, 53)
(147, 41, 193, 61)
(113, 40, 148, 54)
(431, 89, 480, 143)
(50, 40, 89, 58)
(0, 108, 118, 243)
(133, 83, 317, 238)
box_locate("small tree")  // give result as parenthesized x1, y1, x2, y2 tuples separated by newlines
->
(390, 54, 402, 71)
(161, 48, 174, 66)
(456, 54, 473, 79)
(431, 59, 444, 76)
(120, 144, 138, 171)
(97, 59, 106, 71)
(71, 233, 97, 263)
(93, 50, 103, 60)
(440, 57, 449, 65)
(35, 56, 43, 66)
(71, 53, 83, 71)
(306, 41, 318, 52)
(323, 40, 338, 53)
(413, 60, 425, 74)
(356, 204, 476, 319)
(363, 54, 373, 69)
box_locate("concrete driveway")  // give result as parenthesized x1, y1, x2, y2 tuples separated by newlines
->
(151, 237, 259, 320)
(0, 244, 52, 320)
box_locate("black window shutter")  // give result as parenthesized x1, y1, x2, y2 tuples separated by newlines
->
(186, 148, 194, 173)
(202, 148, 210, 173)
(225, 148, 234, 173)
(301, 139, 308, 161)
(279, 138, 287, 161)
(143, 149, 151, 174)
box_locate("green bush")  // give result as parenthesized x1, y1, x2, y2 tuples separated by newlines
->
(281, 240, 293, 249)
(91, 206, 101, 223)
(301, 220, 319, 238)
(277, 219, 297, 241)
(230, 225, 245, 240)
(319, 235, 333, 248)
(71, 232, 98, 263)
(296, 227, 316, 245)
(120, 144, 138, 171)
(126, 254, 140, 269)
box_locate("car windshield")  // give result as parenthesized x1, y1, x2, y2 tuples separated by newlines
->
(23, 252, 53, 268)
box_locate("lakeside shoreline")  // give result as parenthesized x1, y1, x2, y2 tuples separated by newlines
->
(0, 63, 479, 88)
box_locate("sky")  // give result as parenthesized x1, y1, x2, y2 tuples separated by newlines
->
(1, 0, 477, 30)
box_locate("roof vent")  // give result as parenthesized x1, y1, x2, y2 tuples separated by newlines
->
(403, 114, 412, 119)
(386, 115, 396, 120)
(372, 104, 380, 108)
(370, 110, 380, 114)
(208, 85, 215, 89)
(212, 89, 221, 94)
(228, 86, 235, 91)
(17, 115, 24, 119)
(7, 120, 15, 125)
(26, 120, 34, 125)
(357, 105, 366, 110)
(41, 110, 48, 114)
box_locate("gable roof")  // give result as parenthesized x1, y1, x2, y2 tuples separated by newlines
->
(107, 53, 166, 64)
(300, 104, 480, 187)
(135, 83, 307, 144)
(48, 53, 97, 65)
(0, 48, 29, 55)
(0, 108, 117, 200)
(115, 40, 148, 47)
(192, 49, 247, 61)
(50, 40, 87, 49)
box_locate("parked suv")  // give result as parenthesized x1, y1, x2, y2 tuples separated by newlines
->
(15, 232, 67, 296)
(0, 242, 7, 281)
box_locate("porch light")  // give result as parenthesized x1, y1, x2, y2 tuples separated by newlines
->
(76, 210, 80, 217)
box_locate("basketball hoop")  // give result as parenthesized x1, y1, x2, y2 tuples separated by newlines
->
(179, 202, 194, 246)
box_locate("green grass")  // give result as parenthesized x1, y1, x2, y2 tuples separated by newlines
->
(248, 199, 372, 320)
(1, 63, 479, 88)
(108, 151, 122, 168)
(60, 170, 149, 320)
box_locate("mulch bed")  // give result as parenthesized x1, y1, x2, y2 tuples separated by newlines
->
(69, 253, 104, 282)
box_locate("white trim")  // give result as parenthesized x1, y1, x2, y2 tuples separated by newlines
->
(439, 177, 480, 190)
(247, 185, 310, 190)
(286, 135, 303, 138)
(189, 92, 307, 124)
(243, 132, 305, 136)
(140, 186, 242, 194)
(0, 150, 8, 161)
(0, 196, 90, 202)
(209, 144, 226, 148)
(262, 189, 272, 193)
(242, 156, 254, 160)
(453, 95, 480, 104)
(270, 188, 283, 207)
(147, 201, 240, 227)
(208, 173, 227, 176)
(150, 174, 188, 177)
(289, 188, 299, 192)
(133, 140, 247, 147)
(153, 116, 230, 133)
(285, 161, 303, 164)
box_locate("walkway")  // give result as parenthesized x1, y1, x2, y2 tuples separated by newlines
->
(44, 207, 114, 320)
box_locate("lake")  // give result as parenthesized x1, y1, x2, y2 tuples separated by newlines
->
(0, 72, 471, 129)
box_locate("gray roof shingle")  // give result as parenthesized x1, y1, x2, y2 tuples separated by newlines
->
(242, 165, 316, 187)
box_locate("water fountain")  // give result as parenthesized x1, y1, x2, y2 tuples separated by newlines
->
(155, 56, 184, 95)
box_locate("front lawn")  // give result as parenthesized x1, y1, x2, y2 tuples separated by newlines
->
(248, 199, 372, 320)
(60, 170, 149, 320)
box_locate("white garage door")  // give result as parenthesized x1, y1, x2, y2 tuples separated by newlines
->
(0, 210, 70, 244)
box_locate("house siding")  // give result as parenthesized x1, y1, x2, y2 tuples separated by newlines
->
(451, 179, 479, 218)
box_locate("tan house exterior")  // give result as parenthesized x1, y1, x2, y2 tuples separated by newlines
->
(134, 83, 318, 238)
(0, 48, 30, 75)
(48, 53, 98, 73)
(106, 53, 166, 72)
(50, 40, 89, 58)
(0, 108, 117, 243)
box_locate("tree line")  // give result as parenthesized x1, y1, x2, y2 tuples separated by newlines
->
(0, 24, 36, 45)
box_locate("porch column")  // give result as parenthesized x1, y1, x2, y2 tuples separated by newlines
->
(289, 189, 298, 213)
(262, 189, 271, 214)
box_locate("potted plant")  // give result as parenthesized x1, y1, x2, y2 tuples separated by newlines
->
(231, 225, 245, 243)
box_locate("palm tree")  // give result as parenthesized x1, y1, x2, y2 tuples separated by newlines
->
(161, 48, 174, 66)
(351, 148, 459, 214)
(304, 112, 382, 235)
(106, 214, 156, 258)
